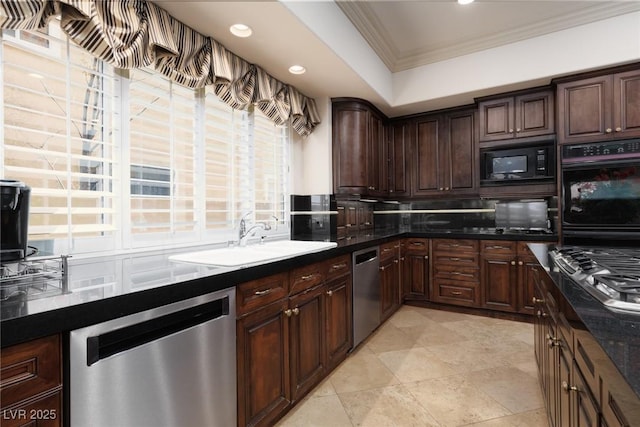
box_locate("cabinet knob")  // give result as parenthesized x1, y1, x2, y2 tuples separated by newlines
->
(439, 187, 444, 191)
(380, 266, 386, 271)
(445, 187, 450, 191)
(285, 309, 293, 317)
(326, 290, 333, 296)
(292, 307, 300, 315)
(606, 128, 613, 133)
(424, 255, 429, 260)
(532, 297, 544, 304)
(394, 259, 399, 264)
(562, 381, 578, 393)
(516, 128, 521, 132)
(511, 260, 516, 266)
(518, 261, 523, 266)
(616, 127, 622, 132)
(509, 128, 514, 133)
(400, 257, 406, 261)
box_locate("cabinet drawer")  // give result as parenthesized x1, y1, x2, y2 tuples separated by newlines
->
(236, 272, 288, 316)
(432, 239, 478, 253)
(433, 264, 479, 282)
(433, 279, 479, 306)
(379, 241, 398, 261)
(405, 238, 429, 252)
(1, 335, 61, 409)
(290, 262, 325, 295)
(1, 390, 61, 427)
(325, 254, 351, 281)
(432, 252, 479, 267)
(481, 240, 516, 255)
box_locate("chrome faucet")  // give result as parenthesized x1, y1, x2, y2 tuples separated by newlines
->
(238, 212, 272, 246)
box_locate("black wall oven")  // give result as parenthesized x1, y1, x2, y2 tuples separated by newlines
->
(561, 139, 640, 245)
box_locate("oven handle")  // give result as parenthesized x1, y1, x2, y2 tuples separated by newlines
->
(86, 296, 229, 366)
(561, 157, 640, 170)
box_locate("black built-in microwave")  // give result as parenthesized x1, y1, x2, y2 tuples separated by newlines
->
(480, 141, 555, 186)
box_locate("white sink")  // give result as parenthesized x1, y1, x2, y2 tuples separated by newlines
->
(168, 240, 337, 267)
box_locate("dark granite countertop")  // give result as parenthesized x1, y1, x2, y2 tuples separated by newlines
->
(0, 228, 556, 348)
(530, 243, 640, 400)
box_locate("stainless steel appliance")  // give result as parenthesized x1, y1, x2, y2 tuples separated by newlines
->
(70, 287, 236, 427)
(352, 246, 380, 348)
(1, 179, 31, 261)
(495, 200, 550, 232)
(550, 246, 640, 314)
(561, 139, 640, 245)
(480, 141, 555, 186)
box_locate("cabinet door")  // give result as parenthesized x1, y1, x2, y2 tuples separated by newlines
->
(413, 116, 441, 196)
(289, 286, 326, 402)
(518, 256, 539, 315)
(332, 102, 369, 194)
(389, 121, 410, 197)
(481, 254, 517, 312)
(515, 90, 555, 138)
(478, 96, 514, 141)
(369, 112, 388, 196)
(556, 75, 612, 144)
(380, 256, 400, 322)
(572, 362, 599, 427)
(558, 334, 572, 427)
(237, 299, 290, 427)
(613, 69, 640, 139)
(403, 252, 429, 301)
(447, 110, 477, 194)
(325, 274, 352, 370)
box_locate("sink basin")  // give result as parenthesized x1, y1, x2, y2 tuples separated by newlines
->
(168, 240, 337, 267)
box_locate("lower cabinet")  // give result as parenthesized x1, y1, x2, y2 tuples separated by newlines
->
(0, 334, 63, 427)
(532, 260, 640, 427)
(401, 238, 430, 301)
(236, 255, 352, 427)
(431, 239, 480, 307)
(379, 241, 402, 322)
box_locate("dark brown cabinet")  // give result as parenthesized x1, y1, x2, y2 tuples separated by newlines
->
(379, 241, 401, 322)
(401, 238, 430, 301)
(237, 257, 352, 427)
(556, 67, 640, 144)
(332, 98, 388, 196)
(412, 107, 477, 197)
(478, 88, 554, 142)
(0, 335, 62, 427)
(388, 120, 410, 197)
(431, 239, 480, 307)
(480, 240, 551, 314)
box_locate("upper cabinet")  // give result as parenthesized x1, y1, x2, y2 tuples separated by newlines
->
(478, 87, 555, 143)
(412, 107, 478, 197)
(332, 98, 388, 197)
(555, 66, 640, 144)
(388, 120, 411, 198)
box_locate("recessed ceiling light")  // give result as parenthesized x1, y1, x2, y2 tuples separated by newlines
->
(458, 0, 474, 4)
(288, 65, 306, 75)
(230, 24, 252, 38)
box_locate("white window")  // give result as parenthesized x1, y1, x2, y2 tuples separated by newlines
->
(1, 27, 291, 257)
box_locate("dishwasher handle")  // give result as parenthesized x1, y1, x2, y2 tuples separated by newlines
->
(354, 250, 378, 265)
(86, 296, 229, 366)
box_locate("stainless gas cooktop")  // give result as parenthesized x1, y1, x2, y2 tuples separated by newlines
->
(550, 246, 640, 314)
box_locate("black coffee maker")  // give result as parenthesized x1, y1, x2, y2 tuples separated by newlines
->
(1, 179, 31, 261)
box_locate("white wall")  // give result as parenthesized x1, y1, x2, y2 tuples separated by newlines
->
(291, 96, 332, 195)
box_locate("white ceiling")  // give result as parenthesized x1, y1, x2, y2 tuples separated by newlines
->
(152, 1, 640, 117)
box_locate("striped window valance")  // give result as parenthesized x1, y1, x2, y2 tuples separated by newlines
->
(0, 0, 321, 136)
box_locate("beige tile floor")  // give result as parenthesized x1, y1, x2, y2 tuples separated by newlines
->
(276, 305, 549, 427)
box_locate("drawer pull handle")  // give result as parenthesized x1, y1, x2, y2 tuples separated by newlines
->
(449, 257, 460, 261)
(383, 248, 392, 252)
(331, 263, 347, 270)
(451, 291, 462, 296)
(301, 274, 314, 280)
(486, 245, 508, 250)
(254, 289, 272, 296)
(532, 297, 544, 304)
(326, 290, 333, 296)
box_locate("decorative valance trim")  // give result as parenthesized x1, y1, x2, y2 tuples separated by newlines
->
(0, 0, 320, 135)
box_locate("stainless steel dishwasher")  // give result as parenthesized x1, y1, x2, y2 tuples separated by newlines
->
(352, 246, 380, 348)
(70, 287, 236, 427)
